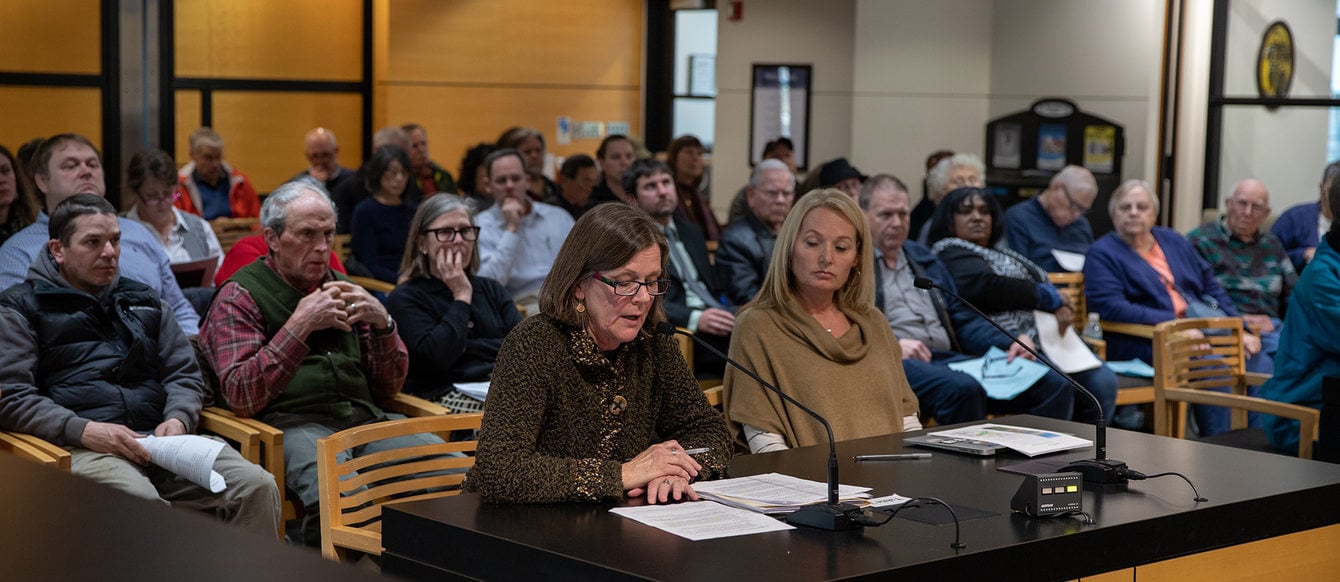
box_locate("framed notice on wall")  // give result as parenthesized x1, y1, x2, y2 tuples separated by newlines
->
(750, 64, 811, 170)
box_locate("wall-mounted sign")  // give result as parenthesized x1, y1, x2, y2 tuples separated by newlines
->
(1257, 20, 1294, 99)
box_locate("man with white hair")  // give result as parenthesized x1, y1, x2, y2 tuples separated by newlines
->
(1005, 165, 1099, 271)
(716, 159, 795, 305)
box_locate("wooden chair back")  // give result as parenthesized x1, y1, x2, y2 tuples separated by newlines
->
(211, 217, 261, 254)
(0, 432, 70, 470)
(1047, 272, 1086, 333)
(1152, 317, 1317, 457)
(334, 234, 354, 262)
(316, 413, 483, 561)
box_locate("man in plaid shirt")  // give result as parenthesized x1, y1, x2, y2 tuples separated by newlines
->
(199, 180, 444, 546)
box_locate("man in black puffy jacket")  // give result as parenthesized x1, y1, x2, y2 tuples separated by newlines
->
(0, 194, 279, 536)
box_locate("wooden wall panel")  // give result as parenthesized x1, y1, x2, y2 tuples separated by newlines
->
(385, 0, 642, 86)
(384, 85, 640, 178)
(173, 90, 203, 164)
(1137, 524, 1340, 581)
(0, 1, 100, 74)
(0, 88, 102, 153)
(180, 91, 363, 193)
(174, 0, 363, 81)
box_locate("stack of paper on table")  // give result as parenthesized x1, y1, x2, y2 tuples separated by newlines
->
(689, 472, 872, 514)
(928, 423, 1091, 457)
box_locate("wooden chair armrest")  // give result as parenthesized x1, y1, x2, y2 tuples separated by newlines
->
(1243, 372, 1271, 387)
(1100, 321, 1156, 339)
(0, 431, 71, 471)
(348, 275, 394, 294)
(1084, 338, 1107, 360)
(199, 407, 262, 444)
(384, 393, 449, 417)
(1163, 387, 1318, 457)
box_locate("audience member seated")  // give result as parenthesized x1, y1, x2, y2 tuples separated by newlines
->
(1085, 179, 1263, 437)
(803, 157, 865, 199)
(331, 126, 422, 234)
(0, 194, 278, 535)
(863, 175, 1073, 424)
(475, 148, 574, 316)
(1260, 176, 1340, 455)
(1272, 161, 1339, 272)
(290, 127, 355, 195)
(911, 153, 985, 244)
(927, 186, 1116, 423)
(350, 145, 416, 283)
(592, 134, 638, 205)
(728, 137, 797, 225)
(215, 232, 345, 286)
(725, 189, 921, 453)
(124, 149, 224, 314)
(200, 180, 445, 546)
(1187, 178, 1294, 372)
(0, 144, 40, 247)
(386, 194, 521, 411)
(667, 135, 719, 241)
(545, 154, 603, 220)
(402, 122, 457, 196)
(627, 158, 734, 378)
(175, 127, 259, 220)
(717, 159, 796, 306)
(457, 142, 496, 212)
(0, 133, 199, 334)
(465, 203, 730, 503)
(496, 126, 557, 201)
(1005, 165, 1098, 271)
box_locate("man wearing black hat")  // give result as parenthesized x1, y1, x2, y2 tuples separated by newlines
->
(815, 157, 865, 198)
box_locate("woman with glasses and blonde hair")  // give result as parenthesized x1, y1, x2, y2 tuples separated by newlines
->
(465, 203, 730, 504)
(386, 194, 521, 410)
(724, 189, 921, 454)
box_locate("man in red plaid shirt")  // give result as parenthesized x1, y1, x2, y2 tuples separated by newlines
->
(199, 180, 445, 546)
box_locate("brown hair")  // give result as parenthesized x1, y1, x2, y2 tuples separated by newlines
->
(539, 203, 667, 329)
(0, 144, 39, 226)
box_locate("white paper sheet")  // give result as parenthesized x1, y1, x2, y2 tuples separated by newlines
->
(690, 473, 872, 514)
(139, 435, 227, 492)
(454, 381, 490, 401)
(609, 502, 795, 540)
(1034, 310, 1103, 373)
(1051, 249, 1086, 272)
(929, 423, 1091, 457)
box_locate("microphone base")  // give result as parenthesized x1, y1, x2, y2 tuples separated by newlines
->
(1060, 458, 1130, 484)
(787, 502, 865, 531)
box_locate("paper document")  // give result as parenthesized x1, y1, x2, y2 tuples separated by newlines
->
(1051, 249, 1085, 272)
(946, 346, 1050, 400)
(609, 502, 794, 540)
(138, 435, 227, 492)
(454, 381, 490, 401)
(1034, 310, 1102, 374)
(867, 494, 912, 508)
(1105, 359, 1155, 378)
(690, 473, 872, 514)
(929, 423, 1090, 457)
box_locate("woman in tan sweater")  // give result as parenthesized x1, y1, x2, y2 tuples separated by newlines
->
(724, 189, 921, 453)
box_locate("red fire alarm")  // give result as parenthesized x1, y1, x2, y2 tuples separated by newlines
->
(728, 1, 742, 21)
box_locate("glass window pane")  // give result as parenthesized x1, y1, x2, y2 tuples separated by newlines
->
(673, 98, 715, 148)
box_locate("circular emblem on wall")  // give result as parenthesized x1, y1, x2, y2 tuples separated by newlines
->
(1257, 20, 1294, 99)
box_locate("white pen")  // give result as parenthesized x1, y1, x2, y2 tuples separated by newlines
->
(683, 447, 712, 455)
(853, 453, 932, 461)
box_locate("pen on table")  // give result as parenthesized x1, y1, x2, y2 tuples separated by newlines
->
(624, 447, 713, 462)
(853, 453, 932, 461)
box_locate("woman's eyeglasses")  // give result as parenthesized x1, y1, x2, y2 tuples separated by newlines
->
(592, 273, 671, 296)
(423, 226, 481, 242)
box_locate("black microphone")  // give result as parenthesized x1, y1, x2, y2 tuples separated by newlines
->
(912, 276, 1132, 484)
(655, 321, 862, 530)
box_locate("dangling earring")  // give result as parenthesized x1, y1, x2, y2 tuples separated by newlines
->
(576, 303, 586, 313)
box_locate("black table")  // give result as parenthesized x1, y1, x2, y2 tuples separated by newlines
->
(382, 416, 1340, 581)
(0, 453, 382, 581)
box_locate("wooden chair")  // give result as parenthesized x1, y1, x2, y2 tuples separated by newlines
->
(1049, 272, 1154, 407)
(211, 217, 261, 254)
(0, 431, 70, 470)
(348, 275, 394, 295)
(316, 412, 483, 561)
(1152, 317, 1317, 458)
(334, 234, 353, 262)
(674, 326, 723, 390)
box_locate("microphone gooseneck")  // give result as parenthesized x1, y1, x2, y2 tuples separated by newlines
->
(912, 277, 1131, 484)
(655, 322, 863, 530)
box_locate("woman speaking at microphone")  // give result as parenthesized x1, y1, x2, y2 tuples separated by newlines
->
(725, 189, 921, 454)
(465, 203, 730, 503)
